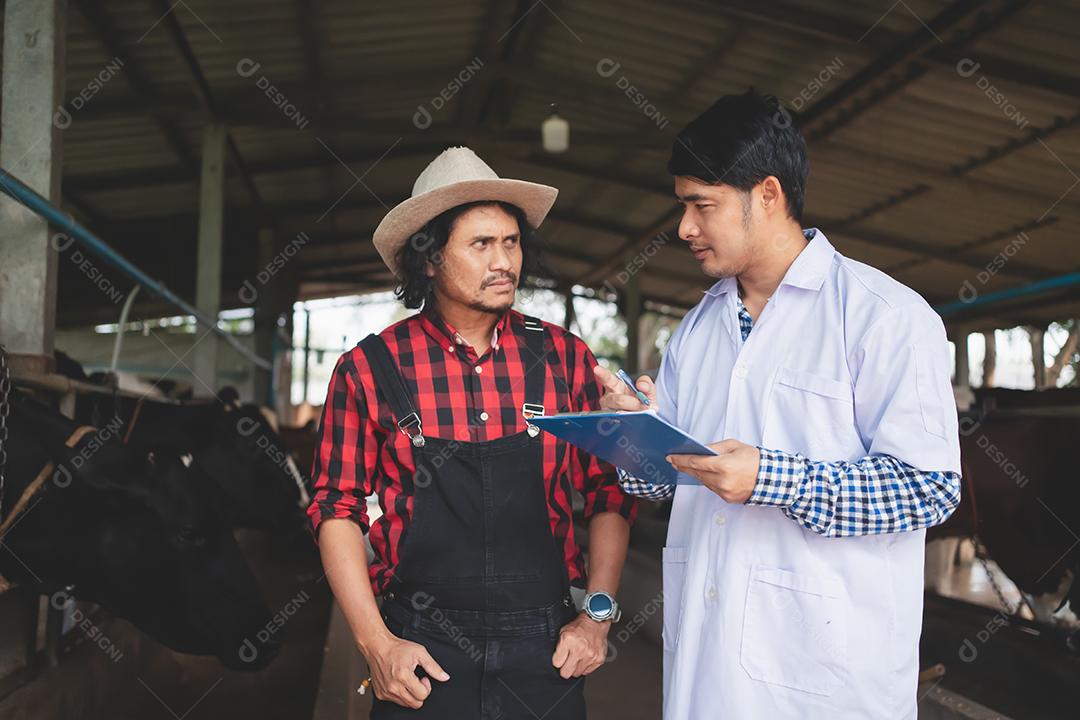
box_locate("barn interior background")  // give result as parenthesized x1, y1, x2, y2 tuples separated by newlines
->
(0, 0, 1079, 718)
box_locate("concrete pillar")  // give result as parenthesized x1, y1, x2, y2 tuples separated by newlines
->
(982, 330, 997, 388)
(1030, 325, 1047, 388)
(949, 328, 974, 411)
(624, 270, 641, 375)
(191, 124, 226, 397)
(0, 0, 67, 375)
(252, 226, 276, 406)
(275, 292, 297, 424)
(953, 329, 970, 389)
(302, 306, 312, 405)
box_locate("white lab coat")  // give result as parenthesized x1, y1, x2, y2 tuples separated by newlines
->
(659, 231, 960, 719)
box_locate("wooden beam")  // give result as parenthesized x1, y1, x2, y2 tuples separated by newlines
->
(683, 0, 1078, 100)
(616, 0, 1056, 280)
(73, 0, 198, 172)
(151, 0, 266, 218)
(829, 112, 1080, 229)
(883, 217, 1058, 276)
(800, 0, 1030, 141)
(453, 0, 520, 129)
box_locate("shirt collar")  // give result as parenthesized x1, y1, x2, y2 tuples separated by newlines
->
(420, 306, 513, 354)
(779, 228, 834, 292)
(701, 228, 833, 298)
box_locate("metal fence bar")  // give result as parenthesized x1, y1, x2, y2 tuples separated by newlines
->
(935, 272, 1080, 318)
(0, 168, 271, 371)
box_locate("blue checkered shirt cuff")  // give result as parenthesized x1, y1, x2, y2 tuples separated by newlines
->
(617, 467, 675, 501)
(748, 447, 805, 506)
(748, 447, 961, 536)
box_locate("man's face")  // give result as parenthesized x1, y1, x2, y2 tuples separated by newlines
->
(674, 176, 756, 279)
(428, 204, 523, 314)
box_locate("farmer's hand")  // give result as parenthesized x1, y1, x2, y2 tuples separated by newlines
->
(364, 633, 449, 709)
(552, 614, 611, 679)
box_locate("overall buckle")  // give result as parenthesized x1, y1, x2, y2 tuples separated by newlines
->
(522, 403, 545, 437)
(397, 412, 425, 447)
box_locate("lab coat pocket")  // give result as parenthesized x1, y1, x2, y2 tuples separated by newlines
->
(661, 546, 689, 652)
(776, 367, 850, 400)
(740, 565, 847, 696)
(764, 367, 860, 459)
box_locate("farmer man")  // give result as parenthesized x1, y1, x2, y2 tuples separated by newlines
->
(309, 147, 636, 719)
(599, 90, 962, 718)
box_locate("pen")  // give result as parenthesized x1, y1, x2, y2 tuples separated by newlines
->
(615, 369, 650, 406)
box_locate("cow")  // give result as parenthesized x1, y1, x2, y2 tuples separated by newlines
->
(69, 386, 311, 537)
(0, 390, 281, 670)
(927, 405, 1080, 647)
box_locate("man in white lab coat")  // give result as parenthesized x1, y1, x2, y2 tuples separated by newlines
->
(596, 90, 962, 719)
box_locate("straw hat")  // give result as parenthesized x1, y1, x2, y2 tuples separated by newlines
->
(372, 147, 558, 277)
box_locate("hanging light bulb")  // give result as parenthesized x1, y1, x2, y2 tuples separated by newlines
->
(541, 103, 569, 154)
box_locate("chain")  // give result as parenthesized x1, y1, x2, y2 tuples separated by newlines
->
(973, 535, 1032, 618)
(0, 345, 11, 521)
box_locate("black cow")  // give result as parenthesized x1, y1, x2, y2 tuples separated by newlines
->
(0, 391, 280, 669)
(72, 387, 311, 537)
(928, 407, 1080, 647)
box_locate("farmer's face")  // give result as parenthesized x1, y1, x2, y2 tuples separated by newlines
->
(429, 204, 523, 314)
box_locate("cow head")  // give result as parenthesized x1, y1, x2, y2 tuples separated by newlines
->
(2, 393, 281, 670)
(193, 389, 311, 535)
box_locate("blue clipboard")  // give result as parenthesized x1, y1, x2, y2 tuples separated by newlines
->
(529, 410, 715, 485)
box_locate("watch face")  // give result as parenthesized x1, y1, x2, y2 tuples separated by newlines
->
(588, 594, 613, 618)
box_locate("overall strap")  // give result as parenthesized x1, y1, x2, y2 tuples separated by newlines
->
(518, 315, 548, 422)
(357, 335, 426, 447)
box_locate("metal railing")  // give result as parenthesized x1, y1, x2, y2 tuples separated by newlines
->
(0, 168, 271, 370)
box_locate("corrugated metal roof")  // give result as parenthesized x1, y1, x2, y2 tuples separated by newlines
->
(1, 0, 1078, 329)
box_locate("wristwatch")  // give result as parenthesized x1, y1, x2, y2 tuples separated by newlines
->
(583, 591, 621, 623)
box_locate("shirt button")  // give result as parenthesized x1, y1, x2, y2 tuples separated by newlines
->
(734, 365, 748, 380)
(474, 365, 483, 374)
(479, 411, 489, 421)
(707, 587, 718, 600)
(714, 513, 726, 526)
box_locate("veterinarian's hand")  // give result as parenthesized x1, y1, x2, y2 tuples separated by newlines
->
(667, 439, 760, 503)
(595, 366, 657, 412)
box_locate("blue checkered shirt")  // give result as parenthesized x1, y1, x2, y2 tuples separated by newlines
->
(617, 295, 962, 537)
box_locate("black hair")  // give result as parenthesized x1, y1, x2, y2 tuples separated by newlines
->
(394, 200, 540, 310)
(667, 89, 808, 222)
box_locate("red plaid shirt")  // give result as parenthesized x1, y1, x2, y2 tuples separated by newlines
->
(307, 308, 636, 594)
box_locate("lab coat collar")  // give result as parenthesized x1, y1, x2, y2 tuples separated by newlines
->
(702, 277, 737, 298)
(700, 229, 834, 299)
(779, 228, 834, 292)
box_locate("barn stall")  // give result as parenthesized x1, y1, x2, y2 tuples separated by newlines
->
(1, 0, 1080, 718)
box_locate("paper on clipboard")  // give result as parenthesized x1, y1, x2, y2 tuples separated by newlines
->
(529, 410, 714, 485)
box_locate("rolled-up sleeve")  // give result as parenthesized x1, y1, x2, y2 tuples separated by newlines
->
(569, 341, 637, 523)
(747, 302, 963, 536)
(852, 302, 961, 474)
(307, 352, 372, 540)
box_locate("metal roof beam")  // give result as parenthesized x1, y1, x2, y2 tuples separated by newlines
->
(150, 0, 267, 219)
(74, 0, 198, 173)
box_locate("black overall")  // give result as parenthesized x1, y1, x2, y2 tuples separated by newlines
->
(361, 316, 586, 720)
